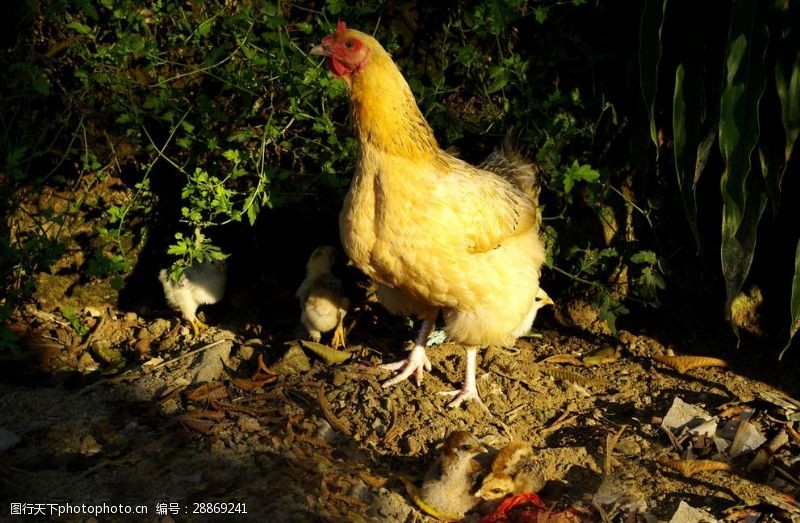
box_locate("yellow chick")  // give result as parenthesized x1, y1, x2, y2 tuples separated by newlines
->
(420, 431, 487, 519)
(475, 441, 544, 501)
(533, 287, 554, 322)
(159, 260, 227, 336)
(296, 246, 350, 349)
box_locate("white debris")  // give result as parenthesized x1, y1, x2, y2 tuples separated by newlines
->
(728, 419, 767, 457)
(689, 418, 718, 438)
(661, 397, 715, 433)
(668, 501, 719, 523)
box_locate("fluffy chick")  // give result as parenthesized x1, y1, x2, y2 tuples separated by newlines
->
(159, 260, 227, 336)
(475, 441, 544, 501)
(296, 245, 350, 349)
(531, 287, 554, 324)
(421, 431, 487, 519)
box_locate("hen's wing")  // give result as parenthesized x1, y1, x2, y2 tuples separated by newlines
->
(439, 155, 539, 254)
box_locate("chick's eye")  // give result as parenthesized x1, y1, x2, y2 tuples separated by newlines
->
(344, 39, 356, 49)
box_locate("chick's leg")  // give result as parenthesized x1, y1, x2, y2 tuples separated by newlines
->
(439, 347, 488, 411)
(381, 318, 435, 387)
(190, 317, 209, 337)
(330, 311, 347, 350)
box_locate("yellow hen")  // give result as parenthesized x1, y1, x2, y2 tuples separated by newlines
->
(311, 22, 547, 408)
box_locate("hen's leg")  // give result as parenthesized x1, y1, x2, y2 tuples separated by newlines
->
(381, 318, 435, 387)
(439, 347, 488, 411)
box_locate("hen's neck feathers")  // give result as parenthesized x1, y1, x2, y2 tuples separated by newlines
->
(349, 41, 439, 160)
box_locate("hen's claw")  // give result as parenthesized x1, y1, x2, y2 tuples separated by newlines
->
(381, 345, 432, 387)
(439, 346, 488, 411)
(438, 387, 488, 411)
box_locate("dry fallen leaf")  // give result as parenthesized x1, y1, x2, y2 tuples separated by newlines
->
(300, 339, 351, 365)
(270, 343, 311, 374)
(651, 355, 728, 374)
(657, 457, 732, 477)
(185, 381, 229, 402)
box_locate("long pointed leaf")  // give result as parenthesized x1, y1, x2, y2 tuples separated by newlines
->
(719, 0, 768, 234)
(774, 0, 800, 163)
(719, 0, 769, 339)
(779, 239, 800, 359)
(673, 62, 703, 250)
(639, 0, 667, 154)
(722, 171, 768, 343)
(758, 87, 787, 214)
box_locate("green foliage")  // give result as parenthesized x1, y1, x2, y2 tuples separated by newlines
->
(642, 0, 800, 352)
(62, 306, 89, 337)
(1, 0, 658, 343)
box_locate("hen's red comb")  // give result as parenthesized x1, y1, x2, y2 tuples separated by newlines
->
(336, 21, 347, 34)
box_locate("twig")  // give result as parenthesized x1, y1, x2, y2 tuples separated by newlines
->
(150, 339, 227, 370)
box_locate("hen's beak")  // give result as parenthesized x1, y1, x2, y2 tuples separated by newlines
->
(310, 43, 332, 57)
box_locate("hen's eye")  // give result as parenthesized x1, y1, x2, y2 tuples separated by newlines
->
(344, 39, 355, 49)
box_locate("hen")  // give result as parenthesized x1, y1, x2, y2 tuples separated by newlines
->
(159, 260, 227, 336)
(296, 245, 349, 349)
(311, 22, 547, 408)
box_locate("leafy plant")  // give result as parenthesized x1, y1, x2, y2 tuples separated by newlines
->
(639, 0, 800, 354)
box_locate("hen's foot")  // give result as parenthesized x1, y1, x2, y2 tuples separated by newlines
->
(381, 345, 432, 387)
(438, 386, 488, 411)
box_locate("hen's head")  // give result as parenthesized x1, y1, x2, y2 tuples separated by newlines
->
(310, 21, 374, 78)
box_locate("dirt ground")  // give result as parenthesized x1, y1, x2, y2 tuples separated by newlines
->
(2, 178, 800, 523)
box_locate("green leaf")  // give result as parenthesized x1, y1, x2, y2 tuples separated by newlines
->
(721, 171, 768, 343)
(246, 202, 258, 226)
(31, 72, 50, 96)
(719, 0, 768, 234)
(562, 160, 600, 194)
(638, 0, 667, 152)
(67, 21, 93, 36)
(773, 8, 800, 200)
(672, 3, 713, 251)
(672, 64, 702, 250)
(780, 239, 800, 359)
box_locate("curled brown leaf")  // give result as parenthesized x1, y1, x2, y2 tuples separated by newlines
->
(652, 355, 728, 374)
(657, 457, 732, 477)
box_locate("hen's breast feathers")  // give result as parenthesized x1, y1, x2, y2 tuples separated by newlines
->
(345, 149, 542, 305)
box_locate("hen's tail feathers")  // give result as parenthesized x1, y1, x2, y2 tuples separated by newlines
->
(478, 129, 541, 207)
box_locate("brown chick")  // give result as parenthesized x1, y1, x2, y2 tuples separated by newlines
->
(311, 23, 547, 409)
(475, 441, 545, 501)
(159, 260, 227, 336)
(296, 245, 350, 349)
(420, 431, 487, 519)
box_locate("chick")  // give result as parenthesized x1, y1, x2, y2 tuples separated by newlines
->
(532, 287, 554, 324)
(420, 431, 487, 519)
(296, 246, 350, 349)
(159, 260, 227, 336)
(475, 441, 544, 501)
